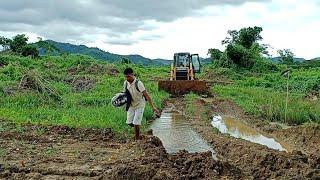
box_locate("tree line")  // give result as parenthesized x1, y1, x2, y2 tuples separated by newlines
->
(208, 26, 295, 71)
(0, 34, 57, 58)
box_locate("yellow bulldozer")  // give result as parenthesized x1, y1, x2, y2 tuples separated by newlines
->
(158, 52, 208, 95)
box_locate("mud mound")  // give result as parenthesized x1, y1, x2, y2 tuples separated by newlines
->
(1, 124, 244, 180)
(274, 124, 320, 154)
(208, 133, 320, 179)
(107, 137, 244, 179)
(107, 67, 119, 76)
(87, 64, 119, 76)
(64, 76, 95, 92)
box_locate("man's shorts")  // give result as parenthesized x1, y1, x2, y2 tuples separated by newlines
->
(126, 107, 145, 126)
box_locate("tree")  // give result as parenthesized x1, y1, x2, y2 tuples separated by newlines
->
(21, 44, 39, 58)
(217, 26, 265, 69)
(1, 34, 41, 58)
(0, 36, 12, 51)
(278, 49, 294, 64)
(34, 37, 60, 54)
(208, 48, 222, 62)
(226, 44, 255, 68)
(222, 26, 263, 49)
(9, 34, 28, 53)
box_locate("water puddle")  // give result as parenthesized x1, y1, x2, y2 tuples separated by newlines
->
(149, 109, 216, 158)
(211, 116, 291, 152)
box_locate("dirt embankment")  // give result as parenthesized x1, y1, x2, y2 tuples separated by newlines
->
(0, 120, 244, 179)
(169, 97, 320, 179)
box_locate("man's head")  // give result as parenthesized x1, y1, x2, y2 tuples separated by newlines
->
(124, 67, 134, 82)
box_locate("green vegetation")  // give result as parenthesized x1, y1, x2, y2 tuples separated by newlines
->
(237, 68, 320, 93)
(0, 54, 169, 134)
(214, 86, 319, 124)
(1, 27, 319, 136)
(205, 26, 320, 125)
(204, 65, 320, 125)
(0, 148, 5, 158)
(1, 34, 39, 58)
(208, 26, 271, 71)
(184, 93, 200, 117)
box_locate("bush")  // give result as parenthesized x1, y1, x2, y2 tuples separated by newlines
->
(21, 45, 39, 58)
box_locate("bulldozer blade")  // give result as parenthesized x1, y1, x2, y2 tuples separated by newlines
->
(158, 80, 208, 95)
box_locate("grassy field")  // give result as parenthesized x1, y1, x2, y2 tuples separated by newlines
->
(214, 85, 319, 124)
(1, 53, 319, 133)
(0, 54, 169, 134)
(205, 66, 320, 125)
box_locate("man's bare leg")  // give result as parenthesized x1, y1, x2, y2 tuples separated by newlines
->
(134, 125, 141, 140)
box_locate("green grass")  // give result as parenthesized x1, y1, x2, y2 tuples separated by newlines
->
(44, 147, 59, 156)
(236, 68, 320, 94)
(0, 54, 169, 134)
(214, 85, 320, 124)
(202, 62, 320, 125)
(184, 93, 200, 117)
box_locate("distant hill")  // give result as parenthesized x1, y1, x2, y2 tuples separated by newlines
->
(41, 40, 171, 66)
(271, 57, 306, 63)
(309, 57, 320, 61)
(152, 58, 173, 66)
(39, 40, 216, 66)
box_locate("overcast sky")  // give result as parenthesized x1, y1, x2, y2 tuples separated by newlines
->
(0, 0, 319, 59)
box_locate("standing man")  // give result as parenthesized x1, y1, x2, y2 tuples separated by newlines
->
(123, 68, 160, 140)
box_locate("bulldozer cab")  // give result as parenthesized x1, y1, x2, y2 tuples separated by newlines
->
(173, 53, 201, 73)
(174, 52, 189, 67)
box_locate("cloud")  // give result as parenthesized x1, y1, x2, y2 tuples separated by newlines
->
(0, 0, 268, 45)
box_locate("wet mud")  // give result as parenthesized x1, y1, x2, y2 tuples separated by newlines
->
(0, 120, 244, 179)
(173, 97, 320, 179)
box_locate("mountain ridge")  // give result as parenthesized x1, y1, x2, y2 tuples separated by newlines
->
(42, 40, 172, 65)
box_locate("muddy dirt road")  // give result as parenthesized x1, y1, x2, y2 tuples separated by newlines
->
(0, 97, 319, 179)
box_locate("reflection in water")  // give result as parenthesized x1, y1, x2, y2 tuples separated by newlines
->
(211, 116, 290, 152)
(149, 109, 215, 158)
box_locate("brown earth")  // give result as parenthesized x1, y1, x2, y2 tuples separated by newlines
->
(64, 76, 95, 92)
(170, 97, 320, 179)
(0, 120, 245, 179)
